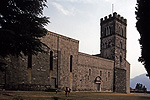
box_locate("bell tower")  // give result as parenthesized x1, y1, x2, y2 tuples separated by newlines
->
(100, 12, 127, 93)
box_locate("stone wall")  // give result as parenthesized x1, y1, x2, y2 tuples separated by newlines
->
(77, 52, 114, 92)
(126, 61, 130, 93)
(114, 68, 126, 93)
(101, 35, 115, 60)
(114, 35, 126, 69)
(41, 31, 79, 91)
(0, 31, 130, 92)
(0, 56, 22, 86)
(0, 31, 79, 91)
(0, 53, 53, 91)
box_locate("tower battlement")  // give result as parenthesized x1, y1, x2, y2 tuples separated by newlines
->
(100, 12, 127, 25)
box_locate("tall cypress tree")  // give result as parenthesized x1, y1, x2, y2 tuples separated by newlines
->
(136, 0, 150, 77)
(0, 0, 49, 57)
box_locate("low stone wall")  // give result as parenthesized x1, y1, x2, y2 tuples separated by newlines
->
(3, 84, 51, 91)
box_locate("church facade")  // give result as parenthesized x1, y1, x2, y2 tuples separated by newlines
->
(0, 12, 130, 93)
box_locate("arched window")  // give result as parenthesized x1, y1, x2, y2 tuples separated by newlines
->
(108, 72, 110, 78)
(108, 26, 111, 35)
(70, 55, 73, 72)
(120, 56, 122, 63)
(120, 42, 123, 49)
(105, 27, 107, 36)
(50, 51, 53, 70)
(105, 26, 111, 36)
(119, 27, 123, 36)
(109, 26, 111, 35)
(121, 28, 123, 36)
(106, 27, 109, 35)
(100, 71, 102, 76)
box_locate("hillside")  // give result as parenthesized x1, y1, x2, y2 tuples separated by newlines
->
(130, 73, 150, 91)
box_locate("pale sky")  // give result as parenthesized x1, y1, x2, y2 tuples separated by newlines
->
(44, 0, 147, 78)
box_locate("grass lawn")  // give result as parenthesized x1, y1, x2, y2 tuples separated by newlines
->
(0, 91, 150, 100)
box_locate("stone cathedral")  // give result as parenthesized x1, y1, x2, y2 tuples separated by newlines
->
(0, 12, 130, 93)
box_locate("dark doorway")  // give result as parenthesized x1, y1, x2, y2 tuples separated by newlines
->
(51, 78, 56, 89)
(97, 83, 100, 91)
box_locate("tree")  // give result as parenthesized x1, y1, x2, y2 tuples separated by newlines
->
(135, 83, 147, 92)
(135, 0, 150, 77)
(0, 0, 49, 58)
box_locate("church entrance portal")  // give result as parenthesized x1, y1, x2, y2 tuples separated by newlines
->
(97, 83, 100, 91)
(95, 76, 101, 91)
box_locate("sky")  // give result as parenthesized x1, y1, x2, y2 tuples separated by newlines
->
(43, 0, 147, 79)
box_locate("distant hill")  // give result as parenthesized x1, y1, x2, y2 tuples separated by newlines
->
(130, 73, 150, 91)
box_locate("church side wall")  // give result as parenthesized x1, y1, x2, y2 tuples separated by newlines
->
(77, 52, 114, 92)
(0, 31, 79, 91)
(0, 30, 130, 92)
(0, 49, 56, 91)
(41, 32, 79, 91)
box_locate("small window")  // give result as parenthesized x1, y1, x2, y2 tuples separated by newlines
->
(120, 42, 123, 49)
(105, 26, 111, 36)
(109, 27, 111, 35)
(70, 55, 73, 72)
(108, 72, 110, 78)
(50, 51, 53, 70)
(108, 26, 111, 35)
(121, 28, 123, 36)
(89, 69, 91, 76)
(104, 28, 107, 36)
(120, 56, 122, 62)
(106, 27, 109, 35)
(100, 71, 102, 76)
(119, 27, 123, 36)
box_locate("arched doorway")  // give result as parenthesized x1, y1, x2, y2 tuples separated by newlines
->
(95, 76, 102, 91)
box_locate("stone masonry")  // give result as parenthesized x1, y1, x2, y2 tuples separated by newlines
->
(0, 12, 130, 93)
(100, 12, 130, 93)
